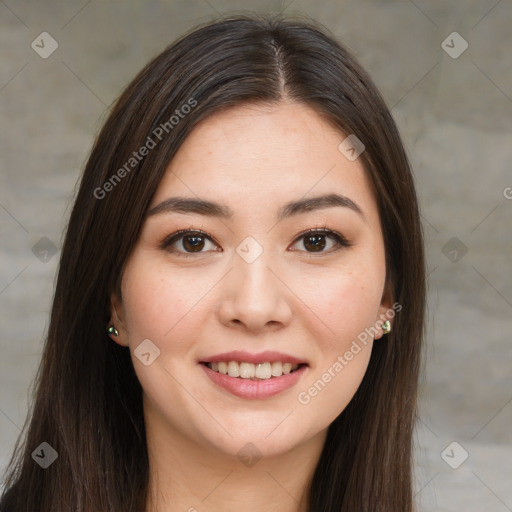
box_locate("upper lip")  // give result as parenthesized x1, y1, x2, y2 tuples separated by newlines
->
(199, 350, 308, 365)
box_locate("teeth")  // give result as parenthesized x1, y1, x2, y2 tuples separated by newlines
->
(206, 361, 300, 380)
(240, 362, 255, 378)
(271, 361, 283, 376)
(228, 361, 239, 377)
(255, 362, 271, 379)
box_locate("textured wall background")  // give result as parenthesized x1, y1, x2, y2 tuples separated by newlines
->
(1, 1, 511, 510)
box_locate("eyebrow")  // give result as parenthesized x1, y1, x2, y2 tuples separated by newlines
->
(147, 193, 366, 222)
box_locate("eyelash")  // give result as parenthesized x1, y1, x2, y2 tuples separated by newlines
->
(159, 226, 352, 258)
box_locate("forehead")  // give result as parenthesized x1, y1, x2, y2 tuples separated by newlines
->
(151, 101, 379, 225)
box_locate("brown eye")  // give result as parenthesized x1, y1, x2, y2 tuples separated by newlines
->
(182, 234, 206, 252)
(290, 229, 351, 254)
(160, 230, 219, 255)
(302, 233, 327, 252)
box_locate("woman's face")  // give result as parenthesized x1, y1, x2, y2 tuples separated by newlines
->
(111, 101, 392, 459)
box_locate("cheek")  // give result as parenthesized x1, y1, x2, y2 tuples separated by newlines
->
(291, 256, 384, 423)
(295, 270, 378, 424)
(297, 264, 383, 350)
(120, 257, 201, 352)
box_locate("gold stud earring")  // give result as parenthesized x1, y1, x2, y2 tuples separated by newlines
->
(107, 325, 119, 336)
(382, 320, 391, 334)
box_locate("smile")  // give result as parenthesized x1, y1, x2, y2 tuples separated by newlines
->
(204, 361, 304, 380)
(199, 362, 308, 399)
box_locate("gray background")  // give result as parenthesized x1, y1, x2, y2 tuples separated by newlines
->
(1, 1, 511, 510)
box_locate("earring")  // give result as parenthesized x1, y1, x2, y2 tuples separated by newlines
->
(382, 320, 391, 335)
(107, 325, 119, 336)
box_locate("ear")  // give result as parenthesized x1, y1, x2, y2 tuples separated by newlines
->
(107, 291, 129, 347)
(374, 279, 395, 340)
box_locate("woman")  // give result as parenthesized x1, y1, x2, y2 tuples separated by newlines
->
(0, 14, 425, 512)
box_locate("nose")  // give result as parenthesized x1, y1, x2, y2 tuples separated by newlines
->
(217, 251, 293, 333)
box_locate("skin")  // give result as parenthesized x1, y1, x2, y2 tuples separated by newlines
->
(109, 101, 392, 512)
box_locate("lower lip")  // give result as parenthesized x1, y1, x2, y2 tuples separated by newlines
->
(199, 363, 308, 399)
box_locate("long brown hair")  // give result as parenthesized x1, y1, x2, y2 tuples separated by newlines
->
(0, 14, 425, 512)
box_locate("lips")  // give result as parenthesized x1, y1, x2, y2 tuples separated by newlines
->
(197, 350, 309, 399)
(198, 350, 308, 366)
(199, 361, 308, 399)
